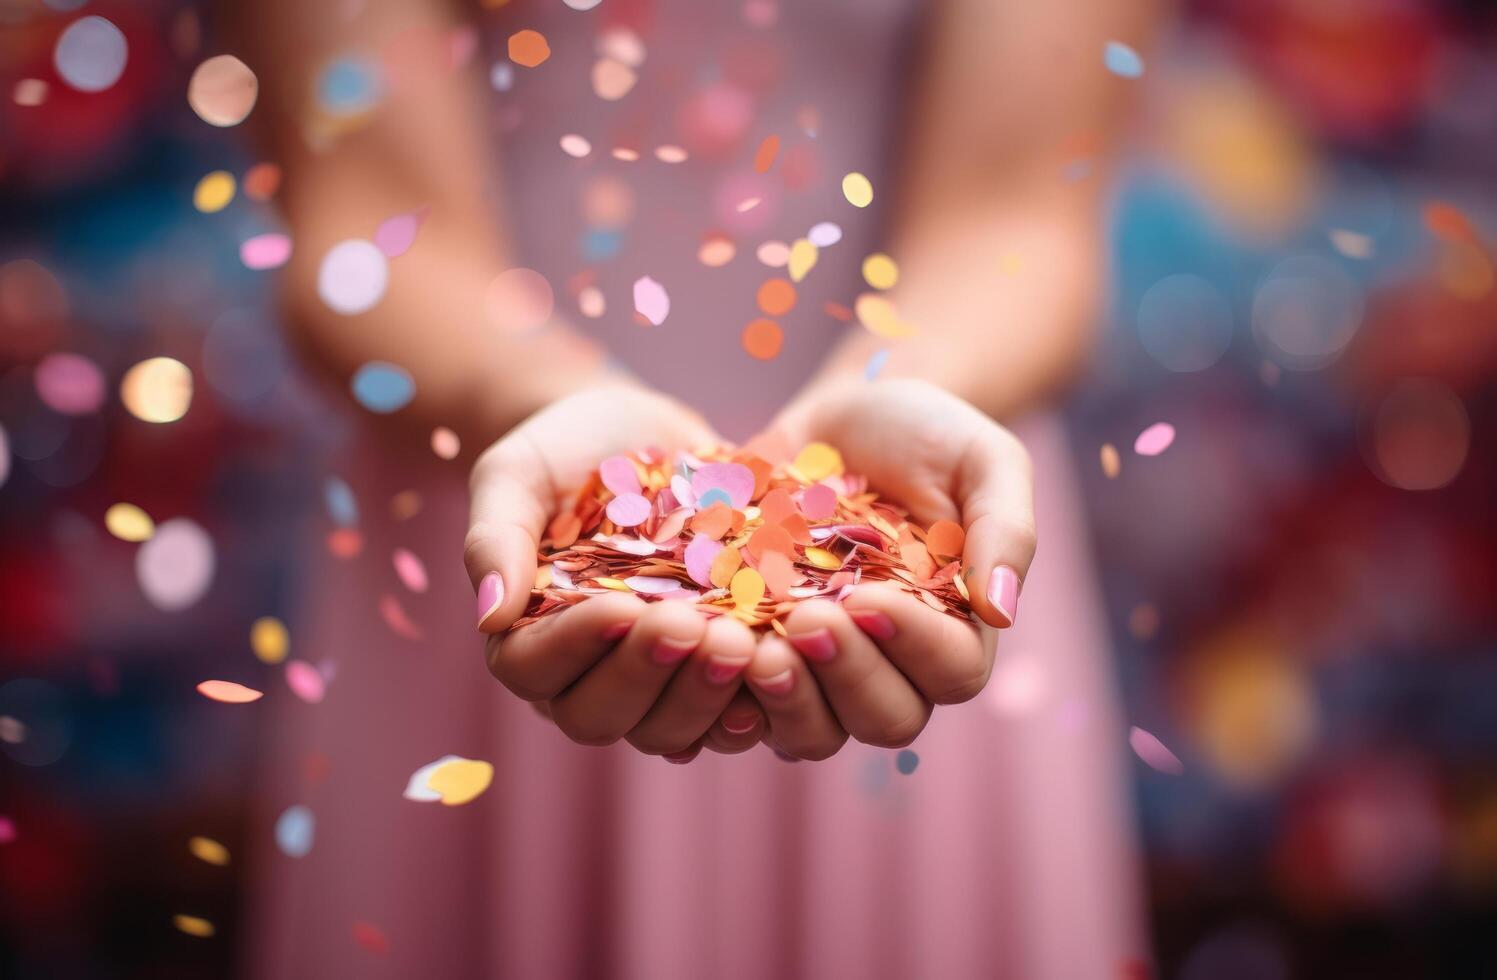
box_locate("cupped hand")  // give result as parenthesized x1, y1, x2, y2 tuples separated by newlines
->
(465, 383, 767, 758)
(742, 378, 1037, 760)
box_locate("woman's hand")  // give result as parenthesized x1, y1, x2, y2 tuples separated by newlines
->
(743, 378, 1037, 760)
(465, 383, 766, 759)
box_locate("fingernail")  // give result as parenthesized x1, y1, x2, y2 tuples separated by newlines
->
(601, 621, 632, 642)
(987, 565, 1020, 628)
(787, 628, 837, 663)
(704, 659, 747, 685)
(476, 572, 504, 631)
(722, 711, 760, 734)
(754, 668, 796, 698)
(848, 609, 896, 641)
(651, 636, 697, 666)
(663, 749, 696, 765)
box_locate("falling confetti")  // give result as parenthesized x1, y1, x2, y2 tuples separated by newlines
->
(1133, 422, 1176, 456)
(105, 503, 154, 542)
(173, 914, 216, 938)
(655, 144, 688, 163)
(54, 16, 128, 93)
(34, 352, 104, 415)
(196, 680, 263, 704)
(787, 239, 818, 282)
(863, 348, 890, 380)
(431, 426, 461, 460)
(193, 171, 236, 213)
(417, 757, 494, 805)
(753, 135, 781, 173)
(742, 318, 783, 360)
(756, 278, 796, 316)
(592, 59, 637, 100)
(121, 357, 193, 423)
(508, 30, 551, 68)
(861, 253, 899, 290)
(633, 276, 670, 326)
(486, 267, 554, 332)
(138, 518, 215, 611)
(318, 240, 388, 315)
(1100, 443, 1121, 478)
(895, 749, 920, 774)
(854, 293, 915, 338)
(841, 172, 873, 208)
(1104, 41, 1145, 78)
(352, 921, 390, 955)
(251, 616, 289, 664)
(284, 661, 326, 704)
(1128, 725, 1183, 775)
(187, 54, 258, 127)
(560, 134, 592, 158)
(188, 836, 230, 866)
(373, 210, 425, 258)
(275, 804, 315, 857)
(808, 222, 842, 247)
(392, 548, 428, 593)
(699, 234, 736, 267)
(350, 362, 415, 414)
(240, 233, 292, 270)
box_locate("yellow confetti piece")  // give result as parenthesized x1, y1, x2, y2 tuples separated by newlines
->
(105, 503, 154, 542)
(250, 616, 288, 664)
(788, 238, 818, 283)
(1100, 443, 1121, 479)
(729, 566, 765, 610)
(709, 546, 742, 589)
(841, 171, 873, 208)
(594, 577, 631, 591)
(426, 758, 493, 806)
(953, 568, 971, 602)
(793, 442, 844, 482)
(173, 914, 215, 938)
(854, 293, 916, 339)
(193, 170, 236, 213)
(121, 357, 193, 423)
(861, 253, 899, 290)
(188, 836, 230, 866)
(804, 546, 842, 570)
(534, 565, 553, 589)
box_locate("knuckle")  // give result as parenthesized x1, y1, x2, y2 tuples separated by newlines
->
(931, 659, 993, 705)
(863, 706, 929, 748)
(628, 730, 691, 756)
(553, 711, 621, 747)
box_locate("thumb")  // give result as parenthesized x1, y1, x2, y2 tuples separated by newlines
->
(466, 439, 552, 634)
(957, 427, 1038, 631)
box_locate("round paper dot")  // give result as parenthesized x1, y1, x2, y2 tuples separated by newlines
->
(841, 172, 873, 208)
(861, 253, 899, 290)
(317, 57, 381, 116)
(654, 145, 688, 163)
(633, 276, 670, 326)
(284, 661, 326, 703)
(1104, 41, 1145, 79)
(486, 267, 554, 332)
(188, 836, 230, 866)
(196, 680, 261, 704)
(895, 749, 919, 774)
(1133, 422, 1176, 456)
(193, 171, 236, 213)
(251, 616, 289, 664)
(373, 211, 422, 258)
(121, 357, 193, 423)
(564, 0, 603, 8)
(756, 241, 790, 267)
(275, 805, 315, 857)
(508, 30, 551, 68)
(392, 547, 428, 593)
(808, 222, 842, 247)
(699, 234, 736, 267)
(350, 362, 415, 413)
(1129, 725, 1183, 774)
(317, 240, 388, 315)
(139, 519, 215, 611)
(592, 58, 637, 100)
(577, 286, 605, 318)
(174, 915, 215, 938)
(54, 16, 127, 93)
(756, 278, 796, 315)
(431, 426, 460, 460)
(14, 79, 48, 106)
(239, 233, 292, 270)
(35, 352, 104, 415)
(560, 134, 591, 158)
(741, 318, 783, 360)
(187, 55, 258, 127)
(242, 162, 281, 201)
(105, 503, 154, 542)
(606, 492, 651, 527)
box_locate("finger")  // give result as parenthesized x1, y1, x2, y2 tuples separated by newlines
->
(549, 600, 707, 746)
(842, 582, 992, 704)
(958, 427, 1037, 630)
(486, 591, 646, 700)
(745, 634, 846, 761)
(781, 599, 932, 749)
(627, 614, 757, 755)
(662, 740, 705, 765)
(703, 688, 767, 754)
(467, 439, 552, 634)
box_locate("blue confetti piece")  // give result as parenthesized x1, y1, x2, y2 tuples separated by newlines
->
(581, 228, 624, 262)
(318, 57, 382, 115)
(324, 477, 358, 527)
(1104, 41, 1144, 79)
(864, 348, 890, 381)
(351, 361, 414, 414)
(697, 487, 732, 509)
(275, 804, 315, 858)
(895, 749, 919, 775)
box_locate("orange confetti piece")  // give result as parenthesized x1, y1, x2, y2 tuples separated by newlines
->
(758, 488, 796, 525)
(759, 550, 795, 599)
(730, 566, 766, 609)
(756, 278, 796, 316)
(746, 523, 793, 561)
(508, 30, 551, 68)
(753, 134, 780, 173)
(690, 502, 735, 540)
(925, 519, 965, 560)
(196, 680, 263, 704)
(710, 546, 743, 589)
(855, 293, 915, 338)
(742, 318, 783, 360)
(547, 511, 582, 548)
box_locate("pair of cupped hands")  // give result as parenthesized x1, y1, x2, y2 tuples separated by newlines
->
(464, 378, 1036, 763)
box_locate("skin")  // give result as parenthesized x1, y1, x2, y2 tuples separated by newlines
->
(240, 0, 1157, 760)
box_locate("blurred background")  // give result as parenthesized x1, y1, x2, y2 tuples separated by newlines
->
(1, 0, 1495, 977)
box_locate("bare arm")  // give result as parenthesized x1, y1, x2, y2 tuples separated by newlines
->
(800, 0, 1161, 421)
(232, 1, 616, 449)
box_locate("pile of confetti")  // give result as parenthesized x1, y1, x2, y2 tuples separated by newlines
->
(514, 442, 974, 635)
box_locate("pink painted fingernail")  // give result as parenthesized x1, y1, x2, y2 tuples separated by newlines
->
(651, 637, 697, 666)
(663, 749, 696, 765)
(704, 659, 747, 685)
(788, 628, 837, 663)
(601, 621, 632, 642)
(754, 668, 796, 698)
(987, 565, 1020, 628)
(848, 609, 896, 641)
(476, 572, 504, 631)
(722, 711, 760, 734)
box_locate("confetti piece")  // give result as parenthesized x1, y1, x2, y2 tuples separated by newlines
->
(353, 921, 390, 955)
(1100, 443, 1121, 478)
(1104, 41, 1145, 78)
(799, 483, 837, 520)
(895, 749, 919, 774)
(632, 276, 670, 326)
(425, 757, 494, 805)
(240, 233, 292, 270)
(709, 546, 743, 589)
(187, 54, 258, 127)
(403, 756, 458, 801)
(0, 817, 14, 844)
(351, 362, 415, 413)
(863, 348, 890, 380)
(196, 680, 262, 704)
(1133, 422, 1175, 456)
(757, 278, 796, 316)
(691, 462, 755, 509)
(654, 144, 688, 163)
(318, 240, 388, 315)
(925, 519, 965, 560)
(193, 171, 236, 213)
(508, 29, 551, 67)
(1329, 229, 1374, 260)
(600, 455, 642, 496)
(431, 426, 461, 460)
(317, 57, 381, 116)
(275, 804, 315, 857)
(35, 352, 104, 415)
(54, 16, 127, 93)
(1128, 725, 1183, 774)
(485, 267, 555, 333)
(808, 222, 842, 247)
(699, 234, 736, 267)
(793, 442, 843, 481)
(188, 836, 230, 866)
(121, 357, 193, 423)
(730, 567, 766, 610)
(861, 253, 899, 290)
(14, 79, 47, 107)
(324, 477, 358, 526)
(139, 519, 214, 611)
(757, 241, 790, 267)
(105, 503, 154, 542)
(392, 547, 428, 593)
(173, 914, 215, 938)
(753, 134, 780, 173)
(854, 293, 915, 339)
(684, 534, 724, 588)
(841, 172, 873, 208)
(592, 58, 637, 100)
(242, 162, 281, 201)
(759, 550, 796, 599)
(379, 593, 424, 641)
(284, 660, 325, 704)
(626, 576, 680, 595)
(564, 0, 603, 9)
(251, 616, 289, 664)
(606, 492, 652, 527)
(373, 210, 425, 258)
(560, 133, 591, 158)
(741, 318, 783, 360)
(787, 239, 818, 282)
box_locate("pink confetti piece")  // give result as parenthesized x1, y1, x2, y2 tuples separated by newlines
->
(34, 352, 105, 415)
(239, 233, 293, 270)
(1128, 725, 1184, 775)
(606, 492, 651, 527)
(691, 462, 754, 509)
(1133, 422, 1176, 457)
(373, 209, 426, 258)
(669, 474, 697, 508)
(684, 534, 724, 588)
(285, 660, 326, 704)
(0, 816, 16, 844)
(599, 455, 642, 496)
(378, 593, 424, 641)
(391, 547, 428, 593)
(196, 680, 263, 704)
(632, 275, 670, 326)
(799, 483, 837, 520)
(625, 575, 680, 595)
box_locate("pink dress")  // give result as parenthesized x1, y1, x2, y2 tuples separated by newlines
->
(249, 2, 1146, 976)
